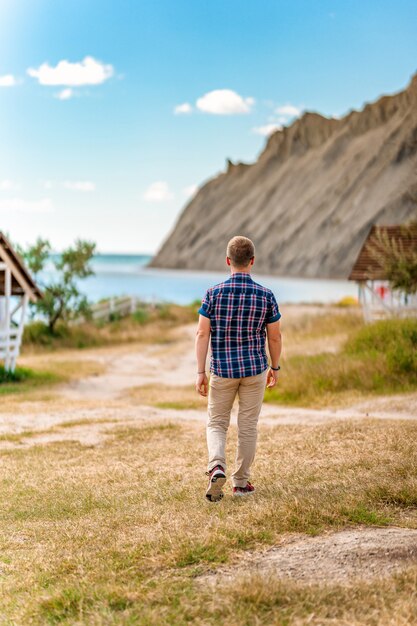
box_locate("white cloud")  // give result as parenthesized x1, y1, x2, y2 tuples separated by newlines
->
(260, 103, 303, 131)
(0, 197, 53, 213)
(27, 56, 114, 86)
(174, 102, 193, 115)
(183, 184, 198, 198)
(275, 104, 302, 117)
(143, 181, 174, 202)
(252, 123, 282, 137)
(63, 181, 95, 191)
(0, 74, 17, 87)
(196, 89, 255, 115)
(0, 179, 19, 190)
(55, 87, 74, 100)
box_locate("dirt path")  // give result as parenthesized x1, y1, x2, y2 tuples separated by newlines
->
(40, 324, 198, 401)
(2, 322, 416, 443)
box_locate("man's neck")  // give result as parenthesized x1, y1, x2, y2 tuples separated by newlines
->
(230, 267, 251, 275)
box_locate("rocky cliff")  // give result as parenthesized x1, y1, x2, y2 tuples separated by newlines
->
(150, 73, 417, 278)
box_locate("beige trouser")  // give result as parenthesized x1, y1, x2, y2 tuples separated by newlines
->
(207, 369, 268, 488)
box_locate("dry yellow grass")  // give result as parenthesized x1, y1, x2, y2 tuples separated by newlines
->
(1, 307, 416, 624)
(128, 383, 207, 410)
(0, 417, 416, 624)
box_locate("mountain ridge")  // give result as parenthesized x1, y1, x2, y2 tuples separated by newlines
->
(150, 73, 417, 278)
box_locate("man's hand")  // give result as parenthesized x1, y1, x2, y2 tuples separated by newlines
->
(196, 373, 209, 396)
(266, 368, 279, 389)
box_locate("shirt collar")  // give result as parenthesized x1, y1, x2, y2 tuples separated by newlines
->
(229, 272, 253, 280)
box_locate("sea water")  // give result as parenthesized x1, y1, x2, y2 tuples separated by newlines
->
(43, 254, 357, 305)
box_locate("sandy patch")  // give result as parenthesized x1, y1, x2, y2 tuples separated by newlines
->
(201, 527, 417, 585)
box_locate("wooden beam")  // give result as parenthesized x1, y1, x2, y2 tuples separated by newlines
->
(0, 246, 37, 302)
(4, 266, 11, 370)
(10, 299, 23, 318)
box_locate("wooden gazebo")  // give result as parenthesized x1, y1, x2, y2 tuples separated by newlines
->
(0, 232, 42, 371)
(349, 225, 417, 322)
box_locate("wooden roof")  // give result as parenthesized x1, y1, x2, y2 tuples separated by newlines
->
(0, 232, 43, 301)
(349, 224, 417, 281)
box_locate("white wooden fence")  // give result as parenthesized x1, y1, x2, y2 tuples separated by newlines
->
(0, 262, 29, 372)
(1, 294, 148, 370)
(0, 326, 23, 372)
(71, 295, 143, 325)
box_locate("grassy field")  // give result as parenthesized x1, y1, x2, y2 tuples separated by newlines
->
(0, 418, 416, 624)
(1, 306, 417, 624)
(12, 309, 417, 410)
(265, 318, 417, 407)
(3, 306, 417, 415)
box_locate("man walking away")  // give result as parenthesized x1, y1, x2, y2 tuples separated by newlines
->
(195, 236, 282, 502)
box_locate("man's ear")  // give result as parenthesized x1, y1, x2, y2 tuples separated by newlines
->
(250, 257, 255, 266)
(226, 257, 231, 267)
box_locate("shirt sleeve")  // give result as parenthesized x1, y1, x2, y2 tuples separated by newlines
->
(265, 292, 281, 324)
(198, 289, 212, 319)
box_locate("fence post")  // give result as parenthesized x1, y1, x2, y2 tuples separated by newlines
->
(4, 266, 11, 370)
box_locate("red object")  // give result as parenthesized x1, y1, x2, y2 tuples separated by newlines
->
(376, 285, 388, 299)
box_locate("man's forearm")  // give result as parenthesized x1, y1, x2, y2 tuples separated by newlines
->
(268, 337, 282, 368)
(196, 333, 210, 372)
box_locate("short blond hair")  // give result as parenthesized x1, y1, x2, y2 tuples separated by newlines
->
(226, 236, 255, 268)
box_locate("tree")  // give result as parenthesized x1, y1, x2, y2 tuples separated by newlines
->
(367, 220, 417, 298)
(19, 238, 96, 332)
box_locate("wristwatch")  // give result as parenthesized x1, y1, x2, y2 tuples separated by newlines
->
(270, 365, 281, 371)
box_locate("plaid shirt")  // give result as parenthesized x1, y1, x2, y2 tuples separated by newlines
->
(198, 272, 281, 378)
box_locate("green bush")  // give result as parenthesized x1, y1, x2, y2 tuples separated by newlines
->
(22, 321, 102, 351)
(266, 318, 417, 406)
(23, 321, 71, 347)
(346, 319, 417, 374)
(108, 311, 122, 322)
(0, 365, 31, 384)
(133, 308, 150, 324)
(0, 365, 58, 394)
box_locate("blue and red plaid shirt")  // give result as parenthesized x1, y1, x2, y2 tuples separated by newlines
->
(198, 272, 281, 378)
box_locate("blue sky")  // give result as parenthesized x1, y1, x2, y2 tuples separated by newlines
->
(1, 0, 416, 253)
